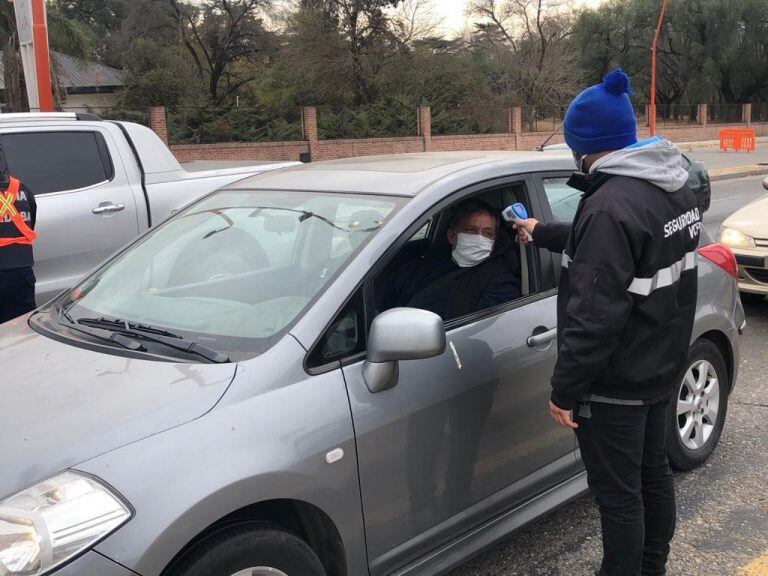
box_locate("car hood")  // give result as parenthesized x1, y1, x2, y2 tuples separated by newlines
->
(722, 192, 768, 239)
(0, 317, 237, 499)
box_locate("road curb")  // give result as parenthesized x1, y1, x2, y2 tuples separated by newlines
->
(709, 166, 768, 182)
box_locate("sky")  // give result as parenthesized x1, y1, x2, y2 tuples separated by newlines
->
(435, 0, 606, 37)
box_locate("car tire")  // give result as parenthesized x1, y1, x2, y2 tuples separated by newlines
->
(667, 339, 729, 471)
(740, 292, 765, 305)
(166, 522, 327, 576)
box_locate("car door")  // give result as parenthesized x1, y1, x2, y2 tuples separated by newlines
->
(1, 128, 141, 304)
(332, 178, 578, 575)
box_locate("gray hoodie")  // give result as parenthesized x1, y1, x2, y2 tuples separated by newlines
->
(589, 136, 689, 193)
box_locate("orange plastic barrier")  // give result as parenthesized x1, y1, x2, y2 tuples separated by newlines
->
(719, 128, 755, 152)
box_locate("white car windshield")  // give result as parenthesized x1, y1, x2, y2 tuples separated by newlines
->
(58, 189, 401, 359)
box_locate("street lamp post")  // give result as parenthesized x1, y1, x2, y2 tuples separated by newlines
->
(650, 0, 669, 136)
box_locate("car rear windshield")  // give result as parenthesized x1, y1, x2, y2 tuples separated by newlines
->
(59, 189, 403, 359)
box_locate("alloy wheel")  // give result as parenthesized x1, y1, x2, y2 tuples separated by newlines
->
(677, 359, 720, 450)
(231, 569, 289, 576)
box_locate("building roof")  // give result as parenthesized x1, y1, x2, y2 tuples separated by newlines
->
(229, 151, 575, 196)
(0, 51, 123, 93)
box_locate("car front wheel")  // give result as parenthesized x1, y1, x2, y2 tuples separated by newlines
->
(166, 522, 327, 576)
(667, 339, 729, 471)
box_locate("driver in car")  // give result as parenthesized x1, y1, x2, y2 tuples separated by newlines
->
(388, 200, 520, 320)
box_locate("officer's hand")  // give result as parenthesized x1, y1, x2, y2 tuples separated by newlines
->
(549, 400, 578, 429)
(513, 218, 538, 245)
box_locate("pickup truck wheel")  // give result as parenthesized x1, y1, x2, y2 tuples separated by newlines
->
(667, 339, 728, 471)
(167, 522, 326, 576)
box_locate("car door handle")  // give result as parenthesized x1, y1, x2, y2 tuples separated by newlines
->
(527, 327, 557, 348)
(92, 202, 126, 215)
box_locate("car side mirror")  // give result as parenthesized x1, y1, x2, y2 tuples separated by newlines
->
(363, 308, 446, 394)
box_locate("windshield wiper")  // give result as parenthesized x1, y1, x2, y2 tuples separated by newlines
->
(77, 317, 230, 363)
(56, 305, 144, 351)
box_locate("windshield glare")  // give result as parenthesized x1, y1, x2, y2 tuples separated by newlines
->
(61, 189, 401, 358)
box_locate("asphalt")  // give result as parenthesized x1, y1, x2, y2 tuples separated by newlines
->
(449, 176, 768, 576)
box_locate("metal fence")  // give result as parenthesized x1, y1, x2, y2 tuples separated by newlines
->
(432, 105, 510, 135)
(166, 106, 303, 145)
(521, 106, 568, 133)
(709, 104, 743, 124)
(752, 103, 768, 123)
(654, 104, 699, 125)
(315, 104, 417, 139)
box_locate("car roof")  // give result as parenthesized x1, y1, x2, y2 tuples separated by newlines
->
(227, 151, 574, 197)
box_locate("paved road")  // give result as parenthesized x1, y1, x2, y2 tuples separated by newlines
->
(450, 176, 768, 576)
(682, 143, 768, 171)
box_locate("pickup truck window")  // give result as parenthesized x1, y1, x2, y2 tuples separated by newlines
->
(2, 131, 114, 195)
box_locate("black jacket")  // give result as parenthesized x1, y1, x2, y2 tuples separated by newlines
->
(0, 178, 36, 271)
(390, 232, 521, 321)
(534, 171, 700, 409)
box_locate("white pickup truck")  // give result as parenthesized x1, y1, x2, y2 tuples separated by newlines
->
(0, 113, 297, 303)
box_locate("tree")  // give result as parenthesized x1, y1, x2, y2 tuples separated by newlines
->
(467, 0, 580, 106)
(121, 37, 201, 107)
(157, 0, 276, 103)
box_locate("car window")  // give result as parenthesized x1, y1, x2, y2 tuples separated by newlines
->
(372, 183, 535, 325)
(308, 289, 366, 367)
(60, 189, 402, 360)
(542, 177, 581, 222)
(2, 131, 114, 195)
(410, 220, 432, 241)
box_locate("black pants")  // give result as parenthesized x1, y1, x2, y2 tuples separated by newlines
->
(0, 267, 36, 324)
(575, 400, 676, 576)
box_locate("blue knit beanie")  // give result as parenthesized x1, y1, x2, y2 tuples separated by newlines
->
(563, 68, 638, 154)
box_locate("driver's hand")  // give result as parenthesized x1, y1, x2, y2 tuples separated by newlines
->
(513, 218, 538, 245)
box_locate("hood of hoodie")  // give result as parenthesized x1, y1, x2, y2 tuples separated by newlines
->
(589, 136, 689, 193)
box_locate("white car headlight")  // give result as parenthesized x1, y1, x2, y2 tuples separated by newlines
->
(718, 227, 756, 248)
(0, 471, 131, 575)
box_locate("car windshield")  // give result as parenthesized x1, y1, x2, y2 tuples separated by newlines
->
(58, 189, 402, 359)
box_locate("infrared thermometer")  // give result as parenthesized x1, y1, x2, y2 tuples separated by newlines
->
(502, 202, 532, 241)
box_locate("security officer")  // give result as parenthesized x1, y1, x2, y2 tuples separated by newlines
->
(516, 69, 699, 576)
(0, 142, 37, 324)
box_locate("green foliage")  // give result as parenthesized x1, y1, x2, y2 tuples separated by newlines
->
(120, 38, 201, 107)
(431, 109, 495, 136)
(168, 106, 302, 144)
(316, 98, 417, 138)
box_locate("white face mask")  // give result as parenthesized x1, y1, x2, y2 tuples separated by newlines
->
(452, 233, 494, 268)
(573, 151, 587, 172)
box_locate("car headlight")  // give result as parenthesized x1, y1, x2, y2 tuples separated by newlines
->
(0, 471, 131, 575)
(718, 227, 756, 248)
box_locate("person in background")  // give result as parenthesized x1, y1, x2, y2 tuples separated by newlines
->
(0, 141, 37, 324)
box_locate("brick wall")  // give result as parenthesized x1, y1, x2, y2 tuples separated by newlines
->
(147, 106, 768, 164)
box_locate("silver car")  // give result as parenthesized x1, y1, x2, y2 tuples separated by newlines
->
(0, 152, 744, 576)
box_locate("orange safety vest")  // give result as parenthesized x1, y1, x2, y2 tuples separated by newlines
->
(0, 177, 36, 247)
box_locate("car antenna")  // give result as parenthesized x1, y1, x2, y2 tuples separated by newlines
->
(534, 121, 564, 152)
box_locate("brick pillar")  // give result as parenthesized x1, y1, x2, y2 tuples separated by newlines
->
(743, 103, 752, 126)
(512, 106, 522, 150)
(417, 106, 431, 151)
(301, 106, 319, 160)
(148, 106, 169, 146)
(698, 104, 708, 128)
